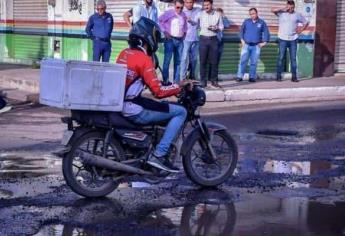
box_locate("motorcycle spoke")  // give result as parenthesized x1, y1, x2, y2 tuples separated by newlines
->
(191, 150, 202, 162)
(72, 163, 83, 169)
(204, 165, 210, 178)
(74, 168, 82, 178)
(214, 160, 222, 170)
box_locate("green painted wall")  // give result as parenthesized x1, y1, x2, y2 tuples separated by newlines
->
(297, 43, 314, 78)
(0, 33, 313, 78)
(12, 34, 49, 60)
(219, 42, 279, 74)
(0, 33, 14, 59)
(110, 40, 128, 62)
(62, 37, 89, 60)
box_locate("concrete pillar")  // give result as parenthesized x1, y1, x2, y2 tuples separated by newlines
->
(313, 0, 337, 77)
(0, 0, 13, 61)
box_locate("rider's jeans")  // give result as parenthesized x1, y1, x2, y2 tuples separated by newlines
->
(127, 104, 187, 157)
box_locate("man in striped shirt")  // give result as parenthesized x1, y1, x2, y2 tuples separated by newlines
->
(197, 0, 224, 88)
(123, 0, 158, 27)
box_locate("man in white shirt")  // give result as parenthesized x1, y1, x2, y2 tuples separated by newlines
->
(123, 0, 158, 27)
(271, 0, 309, 82)
(197, 0, 224, 88)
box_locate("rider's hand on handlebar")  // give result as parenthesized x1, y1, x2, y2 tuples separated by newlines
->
(179, 79, 196, 91)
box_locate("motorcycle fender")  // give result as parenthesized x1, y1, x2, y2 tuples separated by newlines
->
(180, 122, 227, 157)
(204, 122, 227, 134)
(55, 127, 94, 158)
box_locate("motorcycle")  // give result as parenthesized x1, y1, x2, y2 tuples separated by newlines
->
(59, 83, 238, 198)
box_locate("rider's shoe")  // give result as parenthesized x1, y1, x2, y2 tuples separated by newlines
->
(147, 153, 180, 173)
(163, 158, 180, 172)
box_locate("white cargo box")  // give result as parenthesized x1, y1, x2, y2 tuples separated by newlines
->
(39, 58, 127, 111)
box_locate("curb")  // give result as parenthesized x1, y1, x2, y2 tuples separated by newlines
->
(1, 73, 345, 105)
(204, 86, 345, 102)
(225, 86, 345, 102)
(0, 75, 39, 94)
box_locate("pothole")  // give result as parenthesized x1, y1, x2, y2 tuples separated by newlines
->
(256, 129, 299, 137)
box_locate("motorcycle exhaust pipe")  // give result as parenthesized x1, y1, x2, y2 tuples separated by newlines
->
(78, 150, 153, 175)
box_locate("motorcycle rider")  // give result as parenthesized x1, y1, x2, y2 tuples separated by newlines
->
(116, 17, 188, 173)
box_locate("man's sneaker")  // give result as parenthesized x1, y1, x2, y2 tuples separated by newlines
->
(235, 77, 243, 82)
(249, 78, 256, 83)
(210, 82, 222, 88)
(291, 77, 299, 82)
(147, 153, 179, 173)
(163, 158, 179, 172)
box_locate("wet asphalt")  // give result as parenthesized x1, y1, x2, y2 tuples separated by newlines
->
(0, 100, 345, 236)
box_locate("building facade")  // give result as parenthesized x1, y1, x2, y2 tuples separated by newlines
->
(0, 0, 341, 78)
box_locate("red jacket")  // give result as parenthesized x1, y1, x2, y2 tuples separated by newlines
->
(116, 48, 180, 98)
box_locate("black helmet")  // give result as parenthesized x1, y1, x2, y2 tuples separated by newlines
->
(128, 17, 163, 55)
(191, 85, 206, 107)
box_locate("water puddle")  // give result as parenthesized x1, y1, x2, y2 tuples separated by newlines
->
(36, 203, 236, 236)
(256, 129, 299, 137)
(253, 124, 345, 145)
(0, 151, 61, 178)
(239, 158, 345, 189)
(35, 196, 345, 236)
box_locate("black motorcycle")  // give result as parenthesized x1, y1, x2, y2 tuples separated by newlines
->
(59, 83, 238, 198)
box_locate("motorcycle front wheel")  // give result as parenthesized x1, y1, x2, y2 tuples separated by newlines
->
(183, 130, 238, 187)
(62, 131, 125, 198)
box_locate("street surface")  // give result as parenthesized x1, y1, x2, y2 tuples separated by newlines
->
(0, 100, 345, 235)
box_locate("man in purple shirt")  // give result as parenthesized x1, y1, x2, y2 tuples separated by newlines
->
(159, 0, 187, 85)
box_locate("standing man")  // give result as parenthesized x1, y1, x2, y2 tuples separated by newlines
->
(216, 8, 230, 76)
(272, 0, 309, 82)
(198, 0, 224, 88)
(180, 0, 201, 81)
(159, 0, 187, 85)
(86, 0, 114, 62)
(123, 0, 158, 27)
(235, 8, 270, 83)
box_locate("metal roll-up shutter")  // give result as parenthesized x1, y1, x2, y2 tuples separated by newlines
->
(13, 0, 48, 61)
(13, 0, 47, 21)
(335, 0, 345, 72)
(215, 0, 279, 27)
(105, 0, 139, 22)
(214, 0, 280, 74)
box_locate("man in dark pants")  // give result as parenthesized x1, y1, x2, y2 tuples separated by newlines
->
(197, 0, 223, 88)
(86, 0, 114, 62)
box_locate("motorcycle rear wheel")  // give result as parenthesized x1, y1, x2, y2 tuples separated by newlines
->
(183, 130, 238, 187)
(62, 131, 125, 198)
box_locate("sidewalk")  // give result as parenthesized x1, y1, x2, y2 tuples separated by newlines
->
(1, 63, 345, 106)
